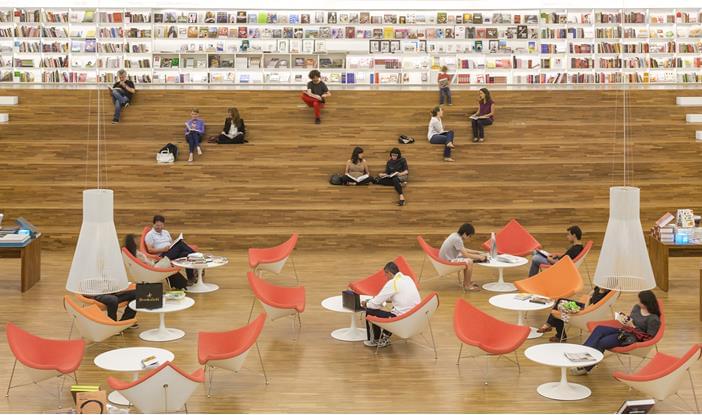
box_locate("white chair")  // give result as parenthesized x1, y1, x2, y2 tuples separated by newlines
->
(107, 361, 204, 413)
(122, 248, 180, 285)
(416, 236, 466, 286)
(247, 233, 299, 281)
(366, 292, 440, 358)
(64, 295, 135, 343)
(565, 290, 620, 338)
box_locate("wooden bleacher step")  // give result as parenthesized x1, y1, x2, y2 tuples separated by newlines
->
(0, 96, 18, 105)
(676, 97, 702, 106)
(0, 113, 8, 123)
(686, 114, 702, 123)
(696, 131, 702, 141)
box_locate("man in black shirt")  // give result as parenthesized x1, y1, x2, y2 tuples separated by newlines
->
(528, 225, 584, 276)
(300, 70, 331, 124)
(109, 69, 136, 124)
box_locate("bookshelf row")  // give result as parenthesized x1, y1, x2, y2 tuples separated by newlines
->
(0, 7, 701, 85)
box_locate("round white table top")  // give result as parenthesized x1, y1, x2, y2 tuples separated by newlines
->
(94, 347, 175, 372)
(171, 255, 228, 270)
(129, 296, 195, 313)
(321, 295, 372, 313)
(476, 256, 528, 269)
(489, 293, 554, 312)
(524, 344, 604, 368)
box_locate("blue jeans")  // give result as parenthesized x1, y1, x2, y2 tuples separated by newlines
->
(583, 325, 622, 371)
(430, 131, 454, 158)
(439, 87, 452, 105)
(186, 131, 202, 153)
(529, 252, 550, 276)
(111, 89, 129, 121)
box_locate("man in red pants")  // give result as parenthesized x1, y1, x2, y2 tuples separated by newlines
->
(301, 70, 331, 124)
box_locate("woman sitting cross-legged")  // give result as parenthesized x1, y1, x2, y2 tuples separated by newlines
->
(208, 107, 247, 144)
(374, 147, 409, 206)
(427, 106, 455, 162)
(571, 290, 661, 375)
(340, 146, 372, 186)
(537, 286, 611, 342)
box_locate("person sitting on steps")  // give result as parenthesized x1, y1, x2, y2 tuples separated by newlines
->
(184, 108, 205, 162)
(469, 87, 495, 143)
(300, 70, 331, 124)
(374, 147, 409, 206)
(427, 106, 456, 162)
(209, 107, 247, 144)
(109, 69, 135, 124)
(340, 146, 372, 186)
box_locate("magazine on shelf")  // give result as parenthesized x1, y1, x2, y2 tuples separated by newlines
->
(564, 352, 597, 363)
(345, 173, 369, 183)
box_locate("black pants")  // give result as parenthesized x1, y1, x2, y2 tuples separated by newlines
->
(167, 273, 188, 289)
(93, 291, 137, 321)
(162, 240, 196, 280)
(365, 308, 396, 341)
(471, 118, 493, 139)
(340, 176, 372, 185)
(217, 133, 247, 144)
(546, 298, 585, 338)
(376, 176, 403, 195)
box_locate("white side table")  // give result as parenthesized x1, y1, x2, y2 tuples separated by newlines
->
(476, 256, 528, 292)
(489, 294, 554, 339)
(524, 343, 604, 401)
(321, 295, 372, 342)
(94, 347, 175, 406)
(129, 297, 195, 342)
(172, 255, 228, 293)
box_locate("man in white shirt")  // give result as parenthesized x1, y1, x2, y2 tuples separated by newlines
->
(361, 262, 421, 347)
(439, 223, 487, 292)
(145, 214, 197, 283)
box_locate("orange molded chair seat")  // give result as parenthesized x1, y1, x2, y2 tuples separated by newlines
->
(122, 247, 181, 284)
(248, 233, 299, 274)
(64, 295, 135, 343)
(482, 218, 541, 256)
(107, 361, 204, 414)
(73, 283, 136, 311)
(454, 299, 530, 355)
(417, 236, 467, 285)
(247, 272, 305, 322)
(514, 257, 583, 299)
(613, 344, 701, 410)
(348, 256, 419, 296)
(586, 300, 665, 358)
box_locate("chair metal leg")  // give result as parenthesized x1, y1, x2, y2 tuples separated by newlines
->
(290, 255, 299, 283)
(6, 359, 16, 397)
(163, 384, 168, 413)
(255, 342, 270, 385)
(67, 319, 75, 340)
(57, 374, 66, 409)
(484, 354, 489, 385)
(584, 261, 592, 287)
(689, 369, 700, 413)
(206, 365, 214, 398)
(426, 314, 438, 359)
(184, 403, 189, 415)
(247, 297, 256, 323)
(514, 351, 521, 373)
(456, 343, 463, 366)
(418, 257, 426, 283)
(295, 313, 302, 341)
(374, 327, 385, 356)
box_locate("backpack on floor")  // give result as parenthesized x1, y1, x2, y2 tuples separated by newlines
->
(329, 173, 344, 185)
(398, 135, 415, 144)
(157, 143, 178, 164)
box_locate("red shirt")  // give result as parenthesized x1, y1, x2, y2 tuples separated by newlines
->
(438, 73, 451, 87)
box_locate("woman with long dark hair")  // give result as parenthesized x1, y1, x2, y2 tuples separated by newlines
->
(341, 146, 372, 185)
(375, 147, 409, 206)
(469, 87, 495, 143)
(572, 290, 661, 375)
(210, 107, 247, 144)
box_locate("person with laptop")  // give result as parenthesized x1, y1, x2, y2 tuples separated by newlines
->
(144, 214, 198, 284)
(528, 225, 584, 276)
(361, 262, 420, 348)
(439, 223, 487, 291)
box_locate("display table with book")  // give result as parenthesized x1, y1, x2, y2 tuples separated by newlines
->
(0, 217, 41, 292)
(477, 255, 528, 292)
(646, 234, 702, 292)
(524, 343, 603, 401)
(321, 294, 372, 342)
(129, 297, 195, 342)
(489, 293, 554, 339)
(94, 347, 175, 406)
(172, 254, 228, 293)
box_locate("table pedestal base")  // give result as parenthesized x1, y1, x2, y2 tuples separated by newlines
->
(330, 313, 367, 342)
(536, 368, 591, 400)
(139, 328, 185, 342)
(482, 268, 517, 292)
(187, 269, 219, 293)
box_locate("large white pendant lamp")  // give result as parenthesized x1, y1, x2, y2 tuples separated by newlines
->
(66, 83, 129, 295)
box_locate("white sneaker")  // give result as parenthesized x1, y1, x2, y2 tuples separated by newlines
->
(187, 154, 194, 162)
(377, 335, 392, 348)
(363, 340, 377, 347)
(197, 146, 202, 155)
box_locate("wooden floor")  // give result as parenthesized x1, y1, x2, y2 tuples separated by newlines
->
(0, 249, 700, 413)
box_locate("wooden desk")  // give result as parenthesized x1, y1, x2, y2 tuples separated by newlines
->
(0, 234, 42, 292)
(647, 234, 702, 292)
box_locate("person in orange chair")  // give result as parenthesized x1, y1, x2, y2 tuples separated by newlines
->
(361, 261, 420, 348)
(528, 225, 584, 277)
(145, 214, 198, 284)
(572, 290, 661, 375)
(439, 223, 487, 291)
(125, 234, 189, 290)
(537, 286, 611, 342)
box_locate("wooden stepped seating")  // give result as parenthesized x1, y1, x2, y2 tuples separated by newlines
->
(676, 96, 702, 140)
(0, 88, 699, 252)
(0, 95, 17, 123)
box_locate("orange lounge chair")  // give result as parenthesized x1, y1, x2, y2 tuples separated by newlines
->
(248, 233, 299, 281)
(540, 240, 594, 285)
(514, 256, 584, 299)
(417, 236, 467, 287)
(348, 256, 419, 296)
(482, 218, 541, 256)
(247, 272, 305, 339)
(64, 295, 135, 343)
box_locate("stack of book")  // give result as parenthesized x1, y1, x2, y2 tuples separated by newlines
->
(652, 212, 675, 243)
(70, 384, 100, 401)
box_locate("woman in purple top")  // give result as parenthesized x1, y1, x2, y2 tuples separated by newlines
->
(470, 88, 495, 143)
(184, 108, 206, 162)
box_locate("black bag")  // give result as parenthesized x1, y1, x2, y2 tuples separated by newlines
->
(398, 135, 415, 144)
(135, 282, 163, 309)
(329, 173, 344, 185)
(342, 290, 362, 312)
(159, 143, 179, 160)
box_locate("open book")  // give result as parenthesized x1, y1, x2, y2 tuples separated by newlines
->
(169, 233, 184, 249)
(345, 173, 369, 183)
(564, 352, 597, 363)
(536, 249, 551, 257)
(469, 114, 480, 120)
(381, 172, 399, 178)
(615, 311, 631, 325)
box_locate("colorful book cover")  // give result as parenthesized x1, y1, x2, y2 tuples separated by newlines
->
(383, 26, 394, 39)
(236, 11, 246, 23)
(257, 13, 266, 24)
(359, 12, 370, 24)
(437, 12, 447, 24)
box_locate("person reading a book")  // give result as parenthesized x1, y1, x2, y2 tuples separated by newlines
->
(145, 215, 197, 284)
(340, 146, 371, 185)
(184, 108, 205, 162)
(528, 225, 584, 276)
(361, 261, 421, 348)
(427, 106, 456, 162)
(437, 66, 452, 105)
(439, 223, 487, 291)
(124, 234, 188, 289)
(301, 70, 331, 124)
(536, 286, 611, 342)
(572, 290, 661, 375)
(469, 88, 495, 143)
(109, 69, 135, 124)
(209, 107, 246, 144)
(374, 147, 408, 206)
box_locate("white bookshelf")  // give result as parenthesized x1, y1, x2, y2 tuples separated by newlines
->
(0, 7, 700, 85)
